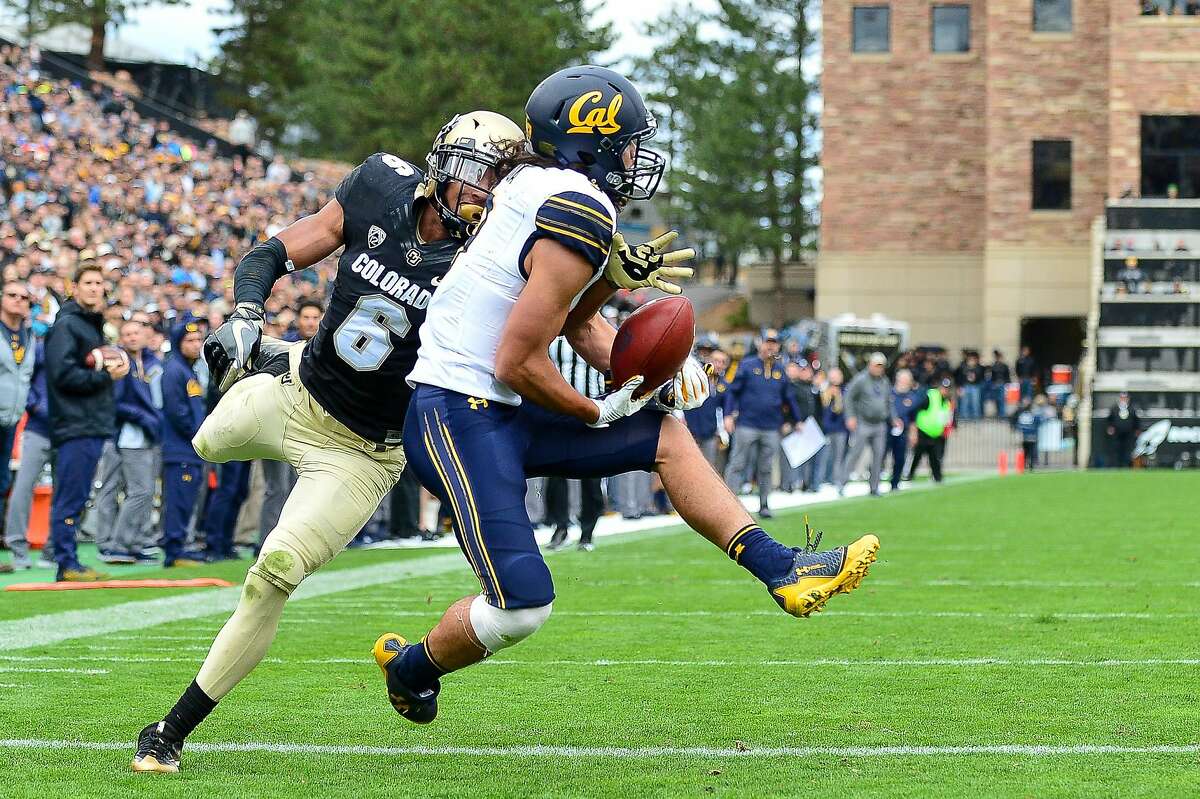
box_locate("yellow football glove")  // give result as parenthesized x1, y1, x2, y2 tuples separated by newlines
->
(604, 231, 695, 295)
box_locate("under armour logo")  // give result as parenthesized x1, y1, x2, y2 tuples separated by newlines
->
(406, 249, 422, 267)
(431, 274, 443, 287)
(368, 225, 387, 249)
(467, 397, 489, 410)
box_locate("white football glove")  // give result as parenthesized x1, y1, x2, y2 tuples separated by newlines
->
(656, 357, 710, 411)
(589, 376, 653, 428)
(604, 231, 695, 295)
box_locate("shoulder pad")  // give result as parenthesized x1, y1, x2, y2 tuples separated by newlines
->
(336, 153, 425, 214)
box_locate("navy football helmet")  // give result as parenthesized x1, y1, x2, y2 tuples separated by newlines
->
(524, 65, 665, 206)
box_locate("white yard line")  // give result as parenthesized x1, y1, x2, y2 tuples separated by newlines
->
(0, 525, 685, 652)
(0, 738, 1195, 759)
(1, 653, 1196, 668)
(0, 666, 108, 674)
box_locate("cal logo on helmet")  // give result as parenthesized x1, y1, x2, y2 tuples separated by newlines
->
(567, 91, 623, 135)
(368, 225, 387, 249)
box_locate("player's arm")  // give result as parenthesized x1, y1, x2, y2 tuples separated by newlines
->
(496, 239, 601, 423)
(234, 198, 344, 309)
(563, 307, 616, 372)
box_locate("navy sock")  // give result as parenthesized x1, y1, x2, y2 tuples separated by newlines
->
(726, 524, 794, 583)
(394, 639, 446, 693)
(163, 680, 217, 740)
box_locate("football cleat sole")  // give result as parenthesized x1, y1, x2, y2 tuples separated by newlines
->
(131, 754, 179, 774)
(772, 534, 879, 618)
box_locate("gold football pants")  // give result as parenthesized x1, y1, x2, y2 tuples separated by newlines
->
(191, 342, 406, 699)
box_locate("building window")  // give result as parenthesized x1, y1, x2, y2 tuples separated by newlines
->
(932, 5, 970, 52)
(853, 6, 890, 53)
(1142, 1, 1200, 15)
(1032, 140, 1072, 210)
(1033, 0, 1073, 32)
(1142, 116, 1200, 198)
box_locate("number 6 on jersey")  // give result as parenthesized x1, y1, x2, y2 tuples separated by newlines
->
(333, 294, 412, 371)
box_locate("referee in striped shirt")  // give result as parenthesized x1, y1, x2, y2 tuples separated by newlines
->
(545, 336, 607, 551)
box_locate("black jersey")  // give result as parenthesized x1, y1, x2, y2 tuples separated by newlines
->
(299, 153, 459, 445)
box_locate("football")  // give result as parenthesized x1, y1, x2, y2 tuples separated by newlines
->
(610, 295, 696, 396)
(84, 345, 127, 371)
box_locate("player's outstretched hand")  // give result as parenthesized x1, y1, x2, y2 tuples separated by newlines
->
(657, 356, 709, 411)
(604, 231, 695, 295)
(205, 302, 265, 394)
(589, 376, 653, 428)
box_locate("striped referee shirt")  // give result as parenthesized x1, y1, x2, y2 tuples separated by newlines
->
(549, 336, 606, 399)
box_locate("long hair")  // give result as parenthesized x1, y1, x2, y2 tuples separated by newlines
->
(493, 140, 561, 180)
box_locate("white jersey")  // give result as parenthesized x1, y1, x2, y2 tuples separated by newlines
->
(408, 165, 618, 405)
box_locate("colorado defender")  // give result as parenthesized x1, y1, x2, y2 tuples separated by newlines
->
(131, 111, 525, 774)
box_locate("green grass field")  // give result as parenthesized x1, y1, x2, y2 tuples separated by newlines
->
(1, 471, 1197, 798)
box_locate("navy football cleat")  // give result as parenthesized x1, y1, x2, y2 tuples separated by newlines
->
(768, 521, 879, 618)
(373, 633, 440, 724)
(131, 720, 183, 773)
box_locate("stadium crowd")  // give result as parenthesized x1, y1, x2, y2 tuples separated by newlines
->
(0, 44, 338, 578)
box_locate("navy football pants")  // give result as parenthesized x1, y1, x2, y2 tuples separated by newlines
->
(405, 385, 664, 610)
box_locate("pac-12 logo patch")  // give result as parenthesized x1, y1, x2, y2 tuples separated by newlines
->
(368, 225, 387, 249)
(406, 248, 423, 267)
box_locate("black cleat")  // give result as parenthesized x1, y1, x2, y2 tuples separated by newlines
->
(373, 634, 439, 724)
(131, 720, 183, 773)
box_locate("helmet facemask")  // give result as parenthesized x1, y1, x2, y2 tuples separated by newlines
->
(425, 139, 504, 238)
(603, 129, 665, 205)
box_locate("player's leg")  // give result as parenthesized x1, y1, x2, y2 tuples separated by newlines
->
(526, 407, 878, 618)
(375, 388, 552, 724)
(134, 354, 404, 771)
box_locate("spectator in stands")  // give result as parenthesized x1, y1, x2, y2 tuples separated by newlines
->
(45, 264, 128, 582)
(266, 154, 292, 185)
(2, 341, 52, 570)
(723, 329, 802, 518)
(94, 319, 162, 564)
(1106, 391, 1140, 468)
(0, 280, 35, 572)
(227, 110, 258, 157)
(781, 359, 820, 492)
(840, 352, 893, 497)
(1117, 257, 1147, 294)
(1016, 346, 1037, 401)
(161, 321, 209, 567)
(818, 368, 848, 491)
(888, 368, 918, 492)
(987, 350, 1011, 417)
(684, 349, 726, 469)
(955, 351, 985, 420)
(907, 377, 954, 484)
(1011, 396, 1042, 471)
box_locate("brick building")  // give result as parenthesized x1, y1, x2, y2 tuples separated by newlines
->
(818, 1, 1200, 363)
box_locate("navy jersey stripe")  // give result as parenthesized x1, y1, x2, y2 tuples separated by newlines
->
(530, 191, 614, 272)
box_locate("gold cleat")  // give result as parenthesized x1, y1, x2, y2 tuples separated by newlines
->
(373, 633, 439, 724)
(768, 527, 879, 618)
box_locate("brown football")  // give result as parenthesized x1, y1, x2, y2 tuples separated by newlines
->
(610, 296, 696, 397)
(84, 345, 126, 370)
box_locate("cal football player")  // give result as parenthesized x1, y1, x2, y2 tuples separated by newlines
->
(131, 111, 525, 773)
(376, 66, 880, 724)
